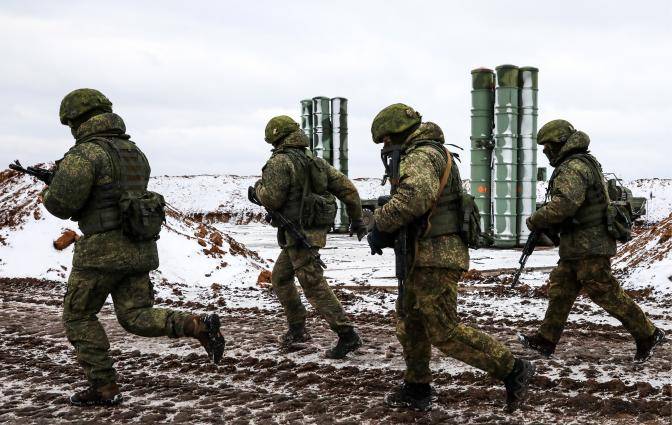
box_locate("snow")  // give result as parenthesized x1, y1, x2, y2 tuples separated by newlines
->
(1, 171, 671, 302)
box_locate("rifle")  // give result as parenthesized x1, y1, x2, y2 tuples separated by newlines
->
(380, 145, 409, 313)
(8, 160, 54, 185)
(510, 230, 539, 289)
(248, 187, 327, 269)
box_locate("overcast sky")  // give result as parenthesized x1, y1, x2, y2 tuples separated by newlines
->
(1, 1, 670, 180)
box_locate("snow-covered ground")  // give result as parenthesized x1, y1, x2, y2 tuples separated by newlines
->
(2, 171, 671, 299)
(1, 170, 671, 424)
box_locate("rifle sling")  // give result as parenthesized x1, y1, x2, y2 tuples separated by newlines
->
(407, 147, 453, 279)
(422, 147, 453, 238)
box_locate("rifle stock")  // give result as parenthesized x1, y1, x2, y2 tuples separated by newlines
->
(248, 187, 326, 269)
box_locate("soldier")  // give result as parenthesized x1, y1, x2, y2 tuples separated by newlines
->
(367, 104, 534, 412)
(43, 89, 225, 406)
(249, 115, 366, 359)
(519, 119, 665, 361)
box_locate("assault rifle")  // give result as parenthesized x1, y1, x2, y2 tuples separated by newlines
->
(8, 160, 54, 185)
(247, 186, 327, 269)
(510, 230, 539, 289)
(380, 143, 409, 313)
(376, 195, 408, 304)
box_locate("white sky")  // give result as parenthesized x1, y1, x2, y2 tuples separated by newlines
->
(1, 0, 670, 180)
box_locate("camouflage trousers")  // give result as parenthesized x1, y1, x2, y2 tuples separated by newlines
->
(538, 256, 655, 344)
(62, 267, 194, 386)
(271, 246, 352, 333)
(397, 267, 515, 383)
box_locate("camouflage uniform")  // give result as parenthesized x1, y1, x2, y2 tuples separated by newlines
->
(44, 109, 194, 387)
(373, 121, 515, 382)
(254, 126, 363, 334)
(528, 120, 655, 346)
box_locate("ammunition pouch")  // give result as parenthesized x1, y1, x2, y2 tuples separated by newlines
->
(301, 192, 337, 228)
(76, 137, 164, 241)
(119, 191, 166, 241)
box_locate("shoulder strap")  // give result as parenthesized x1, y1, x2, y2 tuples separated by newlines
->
(566, 153, 610, 202)
(422, 147, 453, 237)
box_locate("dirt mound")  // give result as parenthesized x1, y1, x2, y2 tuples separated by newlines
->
(0, 168, 43, 231)
(614, 211, 672, 281)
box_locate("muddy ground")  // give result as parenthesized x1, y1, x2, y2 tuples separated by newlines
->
(0, 277, 670, 424)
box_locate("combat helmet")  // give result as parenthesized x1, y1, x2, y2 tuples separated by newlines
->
(59, 88, 113, 126)
(371, 103, 422, 143)
(265, 115, 300, 144)
(537, 119, 576, 145)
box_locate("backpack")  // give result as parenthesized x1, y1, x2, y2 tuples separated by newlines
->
(299, 154, 338, 228)
(556, 154, 633, 243)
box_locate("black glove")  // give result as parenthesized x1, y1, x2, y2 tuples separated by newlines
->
(349, 219, 367, 241)
(247, 186, 258, 204)
(367, 226, 396, 255)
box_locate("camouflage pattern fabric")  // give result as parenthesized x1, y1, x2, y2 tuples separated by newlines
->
(271, 246, 352, 333)
(537, 256, 655, 344)
(43, 113, 159, 272)
(265, 115, 300, 144)
(397, 267, 515, 382)
(370, 103, 422, 143)
(63, 268, 193, 385)
(59, 88, 113, 125)
(254, 129, 363, 248)
(44, 110, 196, 387)
(373, 123, 469, 270)
(528, 131, 617, 259)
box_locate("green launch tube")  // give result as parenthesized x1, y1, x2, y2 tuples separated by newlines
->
(493, 65, 520, 248)
(331, 97, 349, 231)
(470, 68, 495, 235)
(311, 96, 332, 164)
(300, 99, 313, 150)
(517, 67, 539, 246)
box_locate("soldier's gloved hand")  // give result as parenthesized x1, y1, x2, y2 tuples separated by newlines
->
(367, 226, 395, 255)
(349, 219, 367, 241)
(247, 186, 257, 204)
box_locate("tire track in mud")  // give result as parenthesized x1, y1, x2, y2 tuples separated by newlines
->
(0, 278, 670, 424)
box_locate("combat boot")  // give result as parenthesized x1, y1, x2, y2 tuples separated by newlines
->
(518, 333, 555, 357)
(384, 382, 432, 412)
(185, 313, 226, 364)
(69, 383, 122, 406)
(325, 328, 362, 359)
(503, 358, 536, 413)
(634, 327, 666, 363)
(280, 322, 312, 349)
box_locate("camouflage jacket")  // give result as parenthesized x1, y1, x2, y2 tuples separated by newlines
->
(373, 123, 469, 271)
(43, 113, 159, 272)
(528, 132, 616, 259)
(254, 129, 363, 248)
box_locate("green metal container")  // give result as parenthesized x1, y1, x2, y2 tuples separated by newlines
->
(469, 68, 496, 235)
(331, 97, 349, 231)
(300, 99, 313, 149)
(493, 65, 519, 248)
(311, 96, 332, 164)
(517, 67, 539, 245)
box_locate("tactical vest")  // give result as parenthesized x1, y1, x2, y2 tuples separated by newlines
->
(270, 147, 336, 229)
(410, 140, 462, 239)
(77, 138, 151, 235)
(549, 153, 608, 233)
